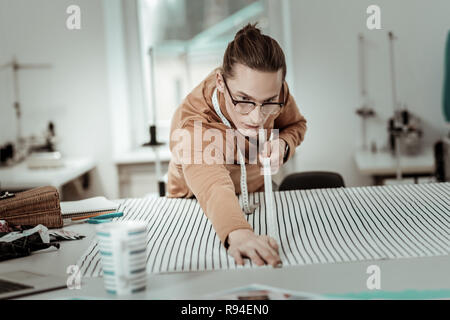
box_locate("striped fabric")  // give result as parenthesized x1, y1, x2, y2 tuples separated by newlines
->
(76, 183, 450, 277)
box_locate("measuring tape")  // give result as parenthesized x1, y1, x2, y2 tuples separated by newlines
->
(259, 131, 278, 241)
(212, 88, 258, 214)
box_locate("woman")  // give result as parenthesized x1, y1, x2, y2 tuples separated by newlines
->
(167, 24, 307, 267)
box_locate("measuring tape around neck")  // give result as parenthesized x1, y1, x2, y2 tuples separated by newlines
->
(212, 88, 258, 214)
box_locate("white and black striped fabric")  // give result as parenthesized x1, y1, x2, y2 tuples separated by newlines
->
(76, 183, 450, 277)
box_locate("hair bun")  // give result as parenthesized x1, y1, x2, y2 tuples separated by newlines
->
(222, 21, 286, 81)
(235, 23, 261, 40)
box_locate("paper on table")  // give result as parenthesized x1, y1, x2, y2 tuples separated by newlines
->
(60, 197, 118, 219)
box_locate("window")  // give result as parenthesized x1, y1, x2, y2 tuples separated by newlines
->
(136, 0, 269, 145)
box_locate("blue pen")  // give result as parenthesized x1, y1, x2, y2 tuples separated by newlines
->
(90, 212, 124, 220)
(87, 218, 113, 224)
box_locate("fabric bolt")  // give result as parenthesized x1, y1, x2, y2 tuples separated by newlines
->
(76, 183, 450, 278)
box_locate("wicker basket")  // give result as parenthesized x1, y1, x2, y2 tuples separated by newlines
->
(0, 186, 63, 228)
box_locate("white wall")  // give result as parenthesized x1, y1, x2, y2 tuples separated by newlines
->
(288, 0, 450, 186)
(0, 0, 119, 199)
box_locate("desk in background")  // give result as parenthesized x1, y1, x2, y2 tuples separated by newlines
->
(0, 158, 96, 200)
(354, 147, 435, 185)
(115, 147, 171, 198)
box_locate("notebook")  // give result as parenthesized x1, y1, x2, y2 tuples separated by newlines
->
(60, 197, 119, 219)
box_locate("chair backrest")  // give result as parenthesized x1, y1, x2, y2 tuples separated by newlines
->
(279, 171, 345, 191)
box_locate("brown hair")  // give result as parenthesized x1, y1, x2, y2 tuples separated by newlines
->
(222, 23, 286, 80)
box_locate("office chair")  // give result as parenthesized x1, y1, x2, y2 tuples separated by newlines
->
(435, 138, 450, 182)
(279, 171, 345, 191)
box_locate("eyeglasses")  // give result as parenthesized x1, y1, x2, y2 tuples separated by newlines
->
(223, 76, 284, 115)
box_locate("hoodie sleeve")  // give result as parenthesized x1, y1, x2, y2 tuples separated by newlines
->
(175, 118, 253, 247)
(275, 82, 307, 161)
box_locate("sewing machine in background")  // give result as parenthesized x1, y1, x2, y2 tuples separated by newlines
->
(26, 121, 64, 169)
(388, 109, 423, 157)
(0, 58, 95, 198)
(354, 32, 437, 185)
(0, 121, 63, 169)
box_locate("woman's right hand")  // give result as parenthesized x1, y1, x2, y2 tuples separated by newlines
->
(226, 229, 282, 267)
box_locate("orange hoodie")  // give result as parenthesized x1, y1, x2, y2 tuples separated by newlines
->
(167, 70, 307, 246)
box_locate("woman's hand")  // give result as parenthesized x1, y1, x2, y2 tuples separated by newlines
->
(259, 138, 287, 175)
(227, 229, 281, 267)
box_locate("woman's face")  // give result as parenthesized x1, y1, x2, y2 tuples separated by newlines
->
(216, 63, 283, 137)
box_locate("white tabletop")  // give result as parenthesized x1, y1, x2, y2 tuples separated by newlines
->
(2, 221, 448, 300)
(0, 158, 96, 190)
(354, 147, 435, 176)
(114, 147, 171, 165)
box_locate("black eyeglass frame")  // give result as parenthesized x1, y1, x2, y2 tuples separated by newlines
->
(222, 76, 285, 115)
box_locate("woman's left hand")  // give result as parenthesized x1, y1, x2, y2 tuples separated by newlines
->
(259, 138, 287, 174)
